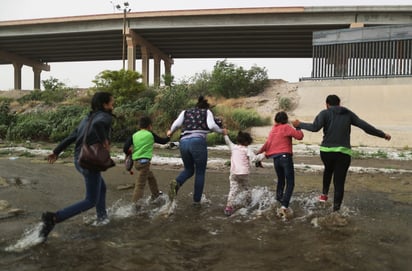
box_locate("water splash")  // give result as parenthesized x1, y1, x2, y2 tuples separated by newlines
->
(224, 187, 359, 225)
(228, 186, 278, 220)
(4, 223, 44, 252)
(82, 195, 177, 224)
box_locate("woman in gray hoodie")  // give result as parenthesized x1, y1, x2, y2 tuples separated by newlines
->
(292, 94, 391, 212)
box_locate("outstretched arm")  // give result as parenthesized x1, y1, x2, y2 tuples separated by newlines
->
(152, 132, 171, 144)
(167, 110, 185, 137)
(292, 111, 326, 132)
(351, 112, 391, 140)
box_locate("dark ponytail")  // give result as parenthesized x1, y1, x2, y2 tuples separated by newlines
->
(196, 96, 210, 109)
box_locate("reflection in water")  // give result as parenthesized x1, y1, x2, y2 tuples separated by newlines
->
(2, 186, 411, 271)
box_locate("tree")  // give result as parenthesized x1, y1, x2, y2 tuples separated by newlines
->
(207, 60, 269, 98)
(92, 69, 146, 104)
(42, 77, 66, 91)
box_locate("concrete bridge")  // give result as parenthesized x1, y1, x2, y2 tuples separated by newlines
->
(0, 6, 412, 89)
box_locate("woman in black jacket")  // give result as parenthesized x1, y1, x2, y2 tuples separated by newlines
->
(40, 91, 115, 242)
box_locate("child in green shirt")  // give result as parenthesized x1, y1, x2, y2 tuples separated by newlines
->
(123, 116, 170, 203)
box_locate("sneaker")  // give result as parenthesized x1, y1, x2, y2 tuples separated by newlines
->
(39, 212, 56, 241)
(92, 217, 110, 227)
(319, 194, 328, 202)
(224, 206, 234, 216)
(277, 206, 287, 218)
(277, 206, 293, 219)
(168, 180, 179, 201)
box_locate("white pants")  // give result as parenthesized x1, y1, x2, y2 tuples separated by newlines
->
(226, 174, 250, 208)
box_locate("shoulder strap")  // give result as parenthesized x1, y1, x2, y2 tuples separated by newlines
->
(82, 113, 96, 144)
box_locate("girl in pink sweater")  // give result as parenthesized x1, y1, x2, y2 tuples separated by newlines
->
(258, 111, 303, 218)
(224, 130, 265, 216)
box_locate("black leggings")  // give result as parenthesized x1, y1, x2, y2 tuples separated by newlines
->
(320, 151, 351, 211)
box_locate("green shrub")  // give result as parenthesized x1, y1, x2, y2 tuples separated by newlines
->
(47, 106, 88, 141)
(279, 97, 292, 111)
(151, 84, 194, 132)
(214, 106, 270, 130)
(17, 88, 77, 105)
(206, 132, 225, 146)
(232, 109, 267, 130)
(0, 124, 8, 139)
(9, 113, 51, 141)
(0, 100, 16, 139)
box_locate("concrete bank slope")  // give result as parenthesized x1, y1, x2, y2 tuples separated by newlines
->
(253, 78, 412, 149)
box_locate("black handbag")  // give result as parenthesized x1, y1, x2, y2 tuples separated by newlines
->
(78, 114, 115, 171)
(124, 153, 134, 173)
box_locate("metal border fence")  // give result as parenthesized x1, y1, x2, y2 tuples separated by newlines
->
(308, 24, 412, 80)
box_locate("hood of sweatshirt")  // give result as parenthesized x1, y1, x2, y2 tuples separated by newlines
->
(329, 105, 349, 115)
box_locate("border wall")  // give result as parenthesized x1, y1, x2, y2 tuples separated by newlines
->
(293, 78, 412, 148)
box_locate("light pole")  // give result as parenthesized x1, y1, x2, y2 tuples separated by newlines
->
(116, 2, 131, 70)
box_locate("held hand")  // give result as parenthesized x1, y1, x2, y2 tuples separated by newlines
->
(291, 119, 300, 128)
(384, 134, 391, 141)
(103, 140, 111, 151)
(47, 153, 58, 164)
(222, 128, 228, 136)
(167, 130, 172, 137)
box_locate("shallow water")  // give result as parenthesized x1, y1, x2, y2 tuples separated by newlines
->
(1, 185, 411, 271)
(0, 154, 411, 271)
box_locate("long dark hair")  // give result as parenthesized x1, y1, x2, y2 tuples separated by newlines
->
(91, 92, 113, 112)
(196, 96, 210, 109)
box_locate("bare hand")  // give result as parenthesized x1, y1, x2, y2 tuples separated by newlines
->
(384, 134, 391, 141)
(167, 130, 172, 137)
(47, 153, 58, 164)
(291, 119, 300, 128)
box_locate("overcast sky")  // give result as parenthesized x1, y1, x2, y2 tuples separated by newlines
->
(1, 0, 411, 90)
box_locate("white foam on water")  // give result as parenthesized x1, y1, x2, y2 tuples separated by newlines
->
(200, 194, 212, 205)
(146, 194, 177, 218)
(226, 188, 359, 224)
(4, 223, 44, 252)
(293, 193, 322, 219)
(229, 186, 278, 220)
(152, 198, 177, 218)
(91, 196, 177, 221)
(292, 193, 359, 227)
(108, 199, 136, 219)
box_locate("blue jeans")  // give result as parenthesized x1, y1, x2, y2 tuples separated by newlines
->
(55, 159, 107, 223)
(273, 154, 295, 208)
(176, 137, 208, 202)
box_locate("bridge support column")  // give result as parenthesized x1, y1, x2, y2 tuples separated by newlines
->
(141, 46, 150, 86)
(33, 67, 42, 90)
(127, 29, 174, 86)
(13, 62, 23, 90)
(164, 61, 171, 76)
(126, 36, 136, 71)
(153, 54, 161, 87)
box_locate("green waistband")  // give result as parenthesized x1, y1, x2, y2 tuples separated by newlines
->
(320, 146, 352, 156)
